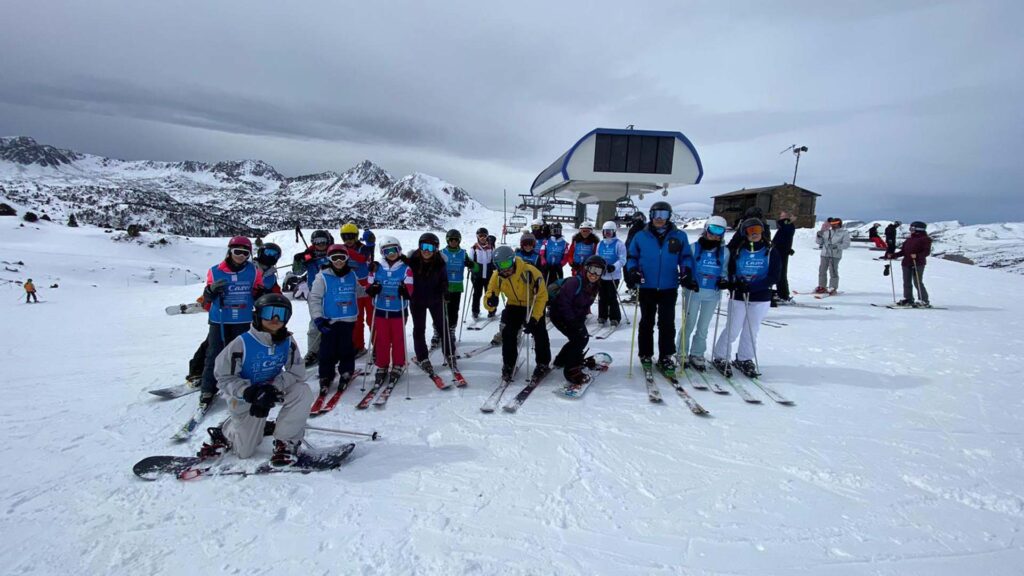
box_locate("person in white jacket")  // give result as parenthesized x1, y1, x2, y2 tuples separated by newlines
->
(597, 221, 627, 326)
(203, 294, 312, 467)
(815, 217, 852, 294)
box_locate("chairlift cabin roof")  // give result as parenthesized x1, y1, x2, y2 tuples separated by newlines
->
(531, 128, 703, 203)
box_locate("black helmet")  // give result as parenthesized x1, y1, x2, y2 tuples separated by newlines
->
(311, 229, 333, 248)
(649, 201, 672, 220)
(583, 255, 607, 274)
(253, 293, 292, 330)
(551, 222, 563, 236)
(910, 221, 927, 232)
(493, 245, 516, 273)
(418, 232, 440, 250)
(743, 206, 764, 219)
(256, 242, 282, 266)
(632, 212, 646, 224)
(476, 227, 489, 236)
(446, 229, 462, 242)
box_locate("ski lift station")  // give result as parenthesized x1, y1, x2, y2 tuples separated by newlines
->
(530, 128, 704, 217)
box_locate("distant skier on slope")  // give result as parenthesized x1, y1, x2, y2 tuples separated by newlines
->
(199, 293, 312, 467)
(625, 201, 694, 378)
(485, 246, 550, 382)
(683, 216, 731, 372)
(198, 237, 265, 411)
(868, 223, 887, 250)
(712, 219, 781, 378)
(596, 221, 626, 326)
(365, 236, 413, 385)
(886, 221, 933, 308)
(815, 217, 851, 295)
(23, 278, 38, 303)
(550, 255, 605, 385)
(309, 244, 362, 397)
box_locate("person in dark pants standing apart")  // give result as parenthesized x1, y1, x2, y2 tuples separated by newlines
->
(887, 221, 932, 307)
(884, 221, 901, 258)
(624, 201, 694, 378)
(772, 211, 796, 304)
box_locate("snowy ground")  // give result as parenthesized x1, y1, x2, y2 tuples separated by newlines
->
(2, 218, 1024, 575)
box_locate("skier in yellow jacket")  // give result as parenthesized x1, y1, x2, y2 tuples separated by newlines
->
(485, 246, 550, 382)
(24, 279, 38, 303)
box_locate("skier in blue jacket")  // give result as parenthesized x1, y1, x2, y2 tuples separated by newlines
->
(624, 201, 694, 377)
(682, 216, 730, 371)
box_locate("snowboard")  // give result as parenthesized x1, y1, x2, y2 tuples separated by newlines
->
(555, 353, 613, 399)
(149, 379, 201, 399)
(133, 443, 356, 481)
(166, 302, 204, 315)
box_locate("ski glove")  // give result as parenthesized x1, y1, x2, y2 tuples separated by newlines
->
(242, 385, 283, 418)
(313, 317, 331, 334)
(523, 317, 540, 335)
(486, 294, 499, 308)
(680, 273, 699, 292)
(716, 278, 732, 291)
(398, 284, 411, 300)
(605, 264, 615, 274)
(365, 282, 382, 297)
(205, 279, 228, 299)
(733, 278, 749, 291)
(789, 249, 795, 256)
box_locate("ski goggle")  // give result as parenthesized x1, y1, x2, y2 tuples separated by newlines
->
(745, 225, 764, 236)
(312, 238, 329, 246)
(585, 265, 605, 276)
(381, 245, 401, 256)
(495, 258, 515, 271)
(602, 229, 615, 237)
(261, 248, 280, 258)
(420, 243, 436, 252)
(259, 305, 290, 322)
(707, 224, 726, 236)
(341, 233, 358, 241)
(329, 252, 349, 263)
(651, 209, 672, 221)
(229, 248, 251, 257)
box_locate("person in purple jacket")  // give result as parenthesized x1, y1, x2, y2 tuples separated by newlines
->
(887, 221, 932, 307)
(549, 255, 605, 385)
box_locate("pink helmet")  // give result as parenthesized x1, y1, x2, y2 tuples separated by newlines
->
(228, 236, 252, 250)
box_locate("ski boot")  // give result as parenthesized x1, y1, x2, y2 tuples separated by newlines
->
(732, 358, 760, 378)
(271, 439, 300, 467)
(531, 363, 551, 381)
(610, 319, 620, 327)
(198, 391, 215, 412)
(813, 286, 827, 294)
(487, 311, 496, 319)
(657, 356, 677, 379)
(417, 358, 434, 375)
(318, 376, 333, 397)
(490, 331, 502, 346)
(338, 372, 352, 386)
(197, 426, 230, 459)
(303, 351, 319, 367)
(472, 311, 480, 320)
(896, 299, 914, 307)
(185, 374, 202, 387)
(687, 355, 707, 372)
(712, 358, 732, 378)
(374, 368, 388, 386)
(501, 364, 515, 382)
(430, 332, 441, 350)
(828, 288, 838, 296)
(389, 366, 404, 382)
(914, 301, 931, 308)
(640, 356, 654, 373)
(597, 317, 607, 326)
(566, 366, 591, 386)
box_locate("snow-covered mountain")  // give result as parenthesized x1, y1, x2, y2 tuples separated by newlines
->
(849, 220, 1024, 274)
(0, 136, 492, 236)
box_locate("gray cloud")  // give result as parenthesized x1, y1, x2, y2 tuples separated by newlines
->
(0, 0, 1021, 224)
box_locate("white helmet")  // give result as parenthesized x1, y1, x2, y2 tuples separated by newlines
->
(580, 220, 595, 230)
(532, 217, 543, 226)
(705, 216, 728, 234)
(520, 226, 530, 234)
(602, 221, 617, 231)
(378, 235, 401, 256)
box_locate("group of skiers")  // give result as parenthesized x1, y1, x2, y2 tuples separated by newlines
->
(183, 208, 932, 466)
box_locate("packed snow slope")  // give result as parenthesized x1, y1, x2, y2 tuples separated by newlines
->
(2, 218, 1024, 575)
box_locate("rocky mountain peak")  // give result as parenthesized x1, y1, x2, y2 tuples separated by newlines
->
(0, 136, 82, 168)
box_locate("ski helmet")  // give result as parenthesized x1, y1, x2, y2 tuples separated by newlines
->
(551, 222, 563, 237)
(361, 229, 375, 246)
(583, 255, 607, 275)
(895, 220, 902, 227)
(740, 218, 765, 237)
(601, 221, 617, 237)
(649, 201, 672, 222)
(520, 232, 536, 248)
(910, 221, 927, 232)
(632, 212, 647, 224)
(493, 245, 516, 273)
(476, 227, 489, 237)
(327, 243, 349, 261)
(446, 228, 462, 242)
(487, 235, 497, 247)
(742, 206, 764, 219)
(580, 221, 595, 231)
(253, 293, 292, 330)
(378, 235, 402, 257)
(311, 230, 333, 248)
(228, 236, 252, 250)
(340, 222, 359, 237)
(704, 216, 728, 237)
(418, 232, 440, 253)
(256, 242, 282, 266)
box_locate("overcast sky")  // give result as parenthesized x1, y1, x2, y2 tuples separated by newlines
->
(1, 0, 1021, 224)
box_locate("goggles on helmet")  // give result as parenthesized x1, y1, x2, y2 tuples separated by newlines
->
(312, 238, 329, 246)
(262, 248, 280, 258)
(230, 248, 251, 257)
(707, 224, 726, 236)
(420, 243, 436, 252)
(585, 264, 605, 276)
(651, 209, 672, 221)
(259, 305, 290, 322)
(495, 258, 515, 271)
(382, 245, 400, 256)
(745, 225, 764, 236)
(329, 253, 349, 263)
(602, 229, 615, 238)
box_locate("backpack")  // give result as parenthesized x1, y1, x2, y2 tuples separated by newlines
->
(547, 277, 582, 303)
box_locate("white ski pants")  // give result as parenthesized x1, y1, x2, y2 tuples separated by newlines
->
(713, 298, 770, 362)
(222, 381, 314, 459)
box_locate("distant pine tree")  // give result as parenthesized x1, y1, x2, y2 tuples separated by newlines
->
(68, 213, 79, 227)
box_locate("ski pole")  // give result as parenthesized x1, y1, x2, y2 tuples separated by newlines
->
(742, 292, 760, 374)
(912, 258, 924, 303)
(458, 268, 471, 342)
(889, 261, 897, 303)
(305, 424, 379, 441)
(628, 282, 640, 378)
(441, 289, 455, 369)
(712, 291, 722, 360)
(360, 305, 377, 392)
(677, 287, 688, 369)
(722, 288, 736, 368)
(524, 270, 534, 378)
(402, 305, 411, 400)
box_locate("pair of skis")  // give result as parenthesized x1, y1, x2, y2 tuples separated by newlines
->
(871, 303, 947, 310)
(465, 316, 497, 331)
(710, 361, 795, 405)
(356, 367, 407, 409)
(309, 370, 366, 415)
(641, 362, 708, 416)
